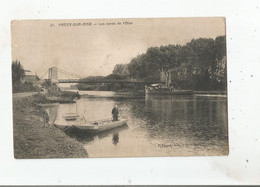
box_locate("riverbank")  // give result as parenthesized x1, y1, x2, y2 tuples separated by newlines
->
(193, 90, 227, 95)
(79, 88, 227, 95)
(79, 89, 227, 100)
(31, 91, 80, 105)
(13, 95, 88, 158)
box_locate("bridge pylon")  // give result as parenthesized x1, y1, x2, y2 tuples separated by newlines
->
(48, 67, 59, 83)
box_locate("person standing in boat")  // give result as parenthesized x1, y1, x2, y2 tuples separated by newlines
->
(112, 105, 119, 121)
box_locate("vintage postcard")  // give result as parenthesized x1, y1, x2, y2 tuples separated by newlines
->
(11, 18, 228, 158)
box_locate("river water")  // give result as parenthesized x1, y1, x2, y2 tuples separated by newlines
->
(45, 91, 228, 158)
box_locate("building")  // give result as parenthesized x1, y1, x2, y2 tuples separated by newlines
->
(21, 70, 38, 84)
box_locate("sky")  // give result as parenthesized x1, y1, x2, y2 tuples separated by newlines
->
(11, 17, 225, 78)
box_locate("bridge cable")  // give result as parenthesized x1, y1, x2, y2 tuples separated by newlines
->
(39, 70, 49, 79)
(57, 68, 84, 79)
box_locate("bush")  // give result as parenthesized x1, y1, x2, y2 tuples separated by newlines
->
(112, 83, 121, 90)
(13, 83, 41, 93)
(32, 94, 50, 104)
(60, 91, 80, 99)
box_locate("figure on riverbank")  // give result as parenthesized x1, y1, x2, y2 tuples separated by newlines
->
(112, 105, 119, 121)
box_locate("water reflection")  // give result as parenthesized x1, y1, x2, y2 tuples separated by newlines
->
(142, 94, 228, 154)
(65, 124, 128, 145)
(112, 133, 119, 145)
(45, 91, 228, 157)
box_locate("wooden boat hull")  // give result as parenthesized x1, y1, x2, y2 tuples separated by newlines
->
(73, 119, 128, 133)
(54, 117, 128, 134)
(53, 113, 87, 131)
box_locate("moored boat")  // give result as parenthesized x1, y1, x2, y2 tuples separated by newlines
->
(73, 119, 128, 133)
(53, 113, 86, 131)
(145, 84, 193, 95)
(53, 113, 128, 133)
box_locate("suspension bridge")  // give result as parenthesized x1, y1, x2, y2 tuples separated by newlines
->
(40, 67, 159, 84)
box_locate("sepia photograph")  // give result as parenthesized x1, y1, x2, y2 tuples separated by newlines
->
(11, 17, 228, 158)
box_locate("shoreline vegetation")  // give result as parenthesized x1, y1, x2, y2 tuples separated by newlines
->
(12, 88, 226, 158)
(13, 94, 88, 159)
(12, 90, 227, 158)
(33, 91, 80, 105)
(77, 36, 227, 92)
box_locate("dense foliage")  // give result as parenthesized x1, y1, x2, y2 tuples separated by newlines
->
(12, 60, 42, 93)
(12, 60, 25, 83)
(12, 82, 41, 93)
(77, 36, 227, 91)
(126, 36, 227, 90)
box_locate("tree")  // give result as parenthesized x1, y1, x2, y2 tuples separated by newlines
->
(213, 36, 227, 89)
(12, 60, 25, 83)
(112, 35, 226, 91)
(127, 55, 145, 79)
(215, 36, 226, 61)
(112, 64, 129, 78)
(41, 79, 51, 90)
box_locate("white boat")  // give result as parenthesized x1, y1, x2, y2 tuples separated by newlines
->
(145, 84, 193, 95)
(53, 113, 128, 133)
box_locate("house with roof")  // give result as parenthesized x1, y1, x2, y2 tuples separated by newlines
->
(21, 70, 38, 84)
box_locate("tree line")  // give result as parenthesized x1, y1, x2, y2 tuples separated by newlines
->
(12, 60, 25, 83)
(112, 36, 227, 90)
(78, 36, 226, 91)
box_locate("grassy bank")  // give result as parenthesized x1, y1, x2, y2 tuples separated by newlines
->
(12, 82, 42, 93)
(194, 90, 227, 95)
(32, 91, 80, 104)
(13, 95, 88, 158)
(77, 82, 144, 92)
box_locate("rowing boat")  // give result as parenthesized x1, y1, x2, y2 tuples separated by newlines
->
(53, 113, 128, 133)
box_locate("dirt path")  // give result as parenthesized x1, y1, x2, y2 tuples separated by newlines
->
(12, 92, 43, 99)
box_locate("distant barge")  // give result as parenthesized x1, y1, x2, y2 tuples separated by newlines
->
(145, 84, 193, 95)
